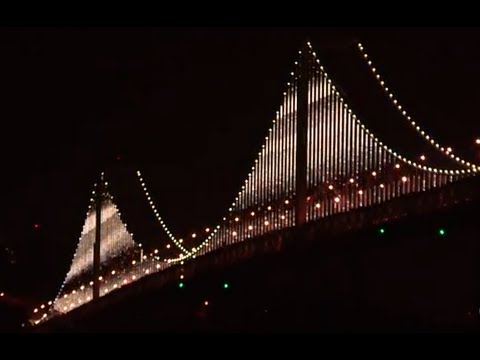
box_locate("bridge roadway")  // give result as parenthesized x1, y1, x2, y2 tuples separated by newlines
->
(33, 176, 480, 332)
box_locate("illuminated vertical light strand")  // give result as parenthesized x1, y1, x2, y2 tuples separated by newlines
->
(307, 74, 314, 218)
(272, 117, 278, 219)
(284, 96, 289, 218)
(323, 71, 328, 217)
(286, 84, 292, 227)
(293, 78, 297, 209)
(279, 107, 285, 227)
(372, 132, 378, 206)
(328, 78, 334, 215)
(312, 69, 318, 218)
(277, 110, 283, 228)
(280, 105, 285, 226)
(338, 96, 343, 194)
(254, 140, 259, 237)
(314, 67, 320, 217)
(267, 129, 273, 228)
(340, 94, 346, 212)
(331, 87, 337, 214)
(314, 68, 320, 215)
(341, 102, 347, 211)
(367, 131, 372, 207)
(314, 68, 320, 188)
(321, 71, 327, 218)
(372, 134, 377, 206)
(324, 78, 330, 216)
(308, 45, 316, 215)
(260, 142, 265, 210)
(287, 84, 292, 209)
(347, 108, 353, 211)
(260, 144, 266, 236)
(293, 79, 298, 226)
(325, 77, 331, 215)
(331, 84, 337, 213)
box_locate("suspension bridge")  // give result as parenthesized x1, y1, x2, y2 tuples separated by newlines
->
(28, 41, 480, 328)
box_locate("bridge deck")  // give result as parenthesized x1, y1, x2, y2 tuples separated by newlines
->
(33, 176, 480, 332)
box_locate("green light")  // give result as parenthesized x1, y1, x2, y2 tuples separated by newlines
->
(178, 282, 184, 288)
(379, 228, 385, 234)
(439, 229, 445, 236)
(223, 283, 229, 289)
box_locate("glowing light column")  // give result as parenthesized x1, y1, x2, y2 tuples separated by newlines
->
(295, 43, 310, 226)
(93, 174, 103, 300)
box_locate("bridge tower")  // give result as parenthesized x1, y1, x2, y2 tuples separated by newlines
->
(295, 41, 312, 226)
(93, 173, 104, 300)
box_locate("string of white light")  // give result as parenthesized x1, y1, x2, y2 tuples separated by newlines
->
(356, 42, 479, 171)
(136, 170, 191, 255)
(307, 42, 473, 176)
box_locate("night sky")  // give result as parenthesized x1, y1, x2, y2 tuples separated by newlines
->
(1, 28, 479, 305)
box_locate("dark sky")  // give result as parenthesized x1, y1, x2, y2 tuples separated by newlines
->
(1, 27, 479, 303)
